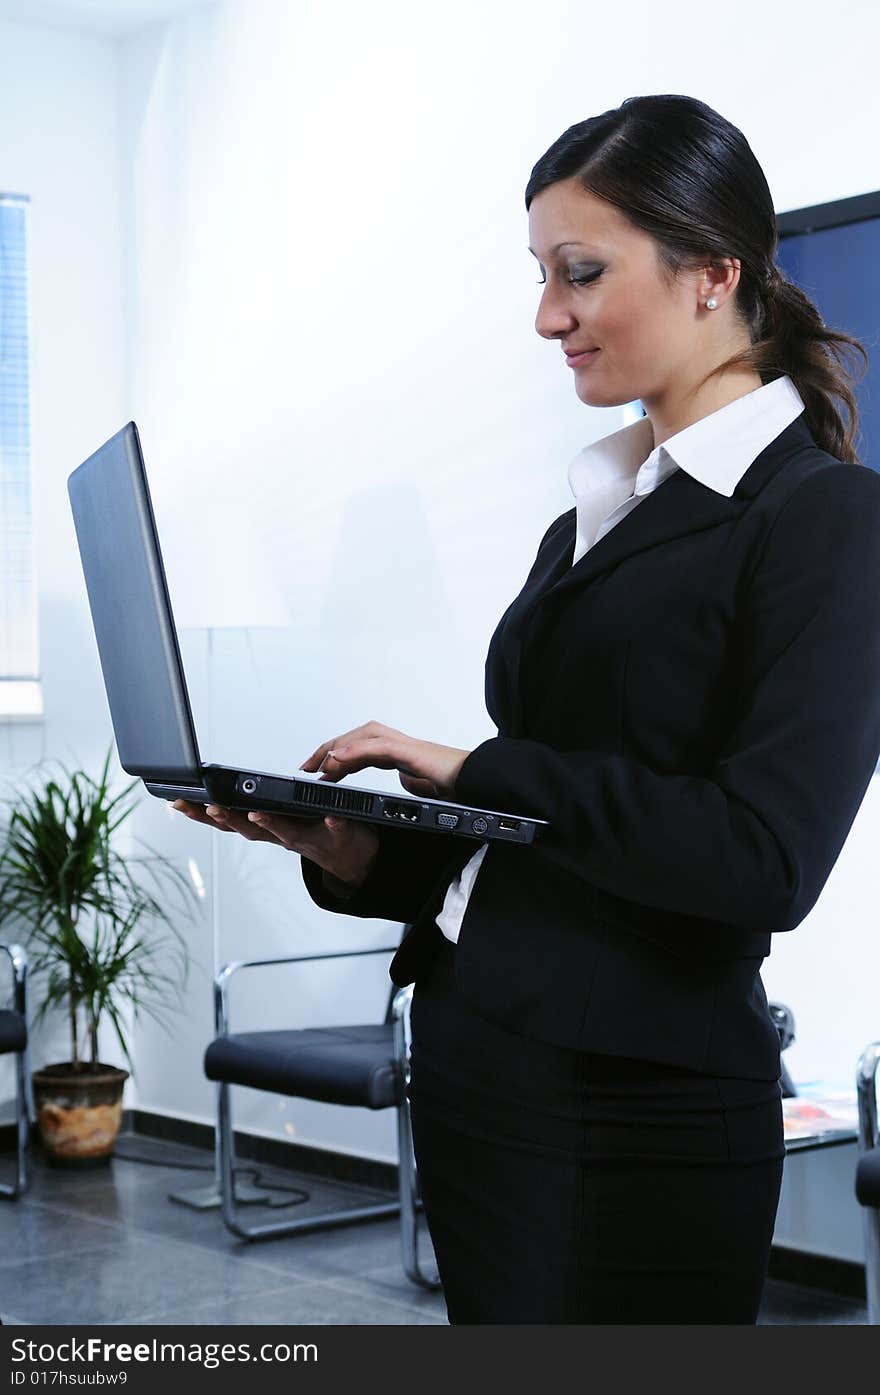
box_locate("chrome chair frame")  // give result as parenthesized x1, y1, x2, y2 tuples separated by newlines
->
(856, 1040, 880, 1325)
(0, 941, 32, 1199)
(212, 946, 440, 1290)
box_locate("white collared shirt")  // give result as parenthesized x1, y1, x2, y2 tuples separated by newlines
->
(436, 375, 806, 946)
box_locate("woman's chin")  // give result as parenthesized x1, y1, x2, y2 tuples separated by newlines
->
(575, 380, 631, 410)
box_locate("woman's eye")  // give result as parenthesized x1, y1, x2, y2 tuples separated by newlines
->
(536, 269, 603, 287)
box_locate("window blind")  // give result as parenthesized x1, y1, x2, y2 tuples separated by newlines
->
(0, 193, 40, 716)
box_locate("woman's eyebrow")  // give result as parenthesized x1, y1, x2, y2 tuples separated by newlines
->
(527, 241, 590, 257)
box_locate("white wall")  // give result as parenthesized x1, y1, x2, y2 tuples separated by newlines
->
(0, 17, 129, 1081)
(2, 0, 879, 1255)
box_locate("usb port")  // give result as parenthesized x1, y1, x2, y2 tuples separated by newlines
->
(498, 818, 521, 832)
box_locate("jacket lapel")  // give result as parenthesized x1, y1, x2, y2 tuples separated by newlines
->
(492, 412, 817, 738)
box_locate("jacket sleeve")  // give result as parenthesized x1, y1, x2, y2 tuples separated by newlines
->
(300, 820, 468, 923)
(453, 464, 880, 934)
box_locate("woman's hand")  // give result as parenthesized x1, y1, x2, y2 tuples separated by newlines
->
(171, 799, 381, 890)
(299, 719, 471, 800)
(171, 721, 471, 887)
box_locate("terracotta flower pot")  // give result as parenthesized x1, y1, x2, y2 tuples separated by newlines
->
(31, 1063, 129, 1165)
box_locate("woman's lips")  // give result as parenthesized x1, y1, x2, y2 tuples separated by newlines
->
(565, 348, 600, 367)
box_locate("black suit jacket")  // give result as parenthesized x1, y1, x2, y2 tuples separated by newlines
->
(301, 412, 880, 1079)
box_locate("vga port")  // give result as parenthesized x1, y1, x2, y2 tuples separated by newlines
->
(436, 812, 460, 829)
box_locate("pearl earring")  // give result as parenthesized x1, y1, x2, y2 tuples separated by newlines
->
(706, 297, 718, 310)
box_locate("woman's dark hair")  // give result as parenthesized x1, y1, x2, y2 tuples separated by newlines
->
(525, 94, 868, 464)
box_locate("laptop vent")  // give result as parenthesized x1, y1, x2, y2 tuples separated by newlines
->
(292, 781, 375, 816)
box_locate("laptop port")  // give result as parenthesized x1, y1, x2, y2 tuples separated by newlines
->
(241, 777, 258, 795)
(383, 801, 420, 823)
(498, 818, 521, 832)
(436, 812, 460, 829)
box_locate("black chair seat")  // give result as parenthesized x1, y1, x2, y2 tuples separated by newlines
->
(204, 1025, 402, 1109)
(856, 1149, 880, 1208)
(0, 1010, 26, 1054)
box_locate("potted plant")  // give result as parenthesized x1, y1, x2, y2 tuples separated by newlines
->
(0, 746, 198, 1164)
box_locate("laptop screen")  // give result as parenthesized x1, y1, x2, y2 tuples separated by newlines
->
(68, 421, 203, 784)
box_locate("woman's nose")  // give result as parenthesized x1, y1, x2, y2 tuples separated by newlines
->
(534, 287, 576, 341)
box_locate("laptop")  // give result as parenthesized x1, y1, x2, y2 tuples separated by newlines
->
(67, 422, 550, 847)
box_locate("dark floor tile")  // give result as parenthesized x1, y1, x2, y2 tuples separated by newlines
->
(21, 1137, 410, 1276)
(0, 1230, 311, 1326)
(11, 1159, 125, 1203)
(758, 1278, 867, 1325)
(232, 1212, 438, 1284)
(33, 1153, 395, 1259)
(2, 1138, 871, 1326)
(1, 1141, 440, 1323)
(332, 1260, 448, 1318)
(0, 1202, 128, 1268)
(135, 1278, 447, 1325)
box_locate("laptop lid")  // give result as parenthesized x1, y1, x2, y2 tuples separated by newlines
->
(68, 421, 203, 785)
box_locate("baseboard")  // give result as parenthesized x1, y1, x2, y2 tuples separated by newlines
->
(0, 1108, 397, 1194)
(128, 1108, 399, 1193)
(766, 1245, 866, 1300)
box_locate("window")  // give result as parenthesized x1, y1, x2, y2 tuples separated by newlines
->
(0, 193, 41, 719)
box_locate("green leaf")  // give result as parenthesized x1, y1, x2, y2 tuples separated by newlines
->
(0, 742, 198, 1069)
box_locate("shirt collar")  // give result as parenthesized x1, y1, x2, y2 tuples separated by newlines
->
(568, 374, 806, 502)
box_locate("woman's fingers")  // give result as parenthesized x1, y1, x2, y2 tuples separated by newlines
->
(299, 720, 393, 775)
(246, 810, 315, 850)
(204, 805, 265, 838)
(399, 772, 441, 798)
(171, 799, 304, 846)
(304, 736, 409, 786)
(171, 799, 215, 826)
(171, 797, 381, 886)
(300, 729, 446, 797)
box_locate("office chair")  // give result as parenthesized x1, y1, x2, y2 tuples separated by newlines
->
(855, 1040, 880, 1325)
(768, 1001, 797, 1097)
(0, 941, 31, 1198)
(202, 929, 441, 1291)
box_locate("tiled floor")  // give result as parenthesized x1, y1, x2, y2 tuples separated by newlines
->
(0, 1133, 868, 1325)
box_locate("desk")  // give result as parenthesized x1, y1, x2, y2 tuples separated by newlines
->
(775, 1099, 863, 1267)
(782, 1091, 859, 1153)
(785, 1129, 858, 1155)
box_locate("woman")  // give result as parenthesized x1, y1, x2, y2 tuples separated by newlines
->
(174, 94, 880, 1324)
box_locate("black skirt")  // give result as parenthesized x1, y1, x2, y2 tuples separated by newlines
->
(407, 932, 785, 1325)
